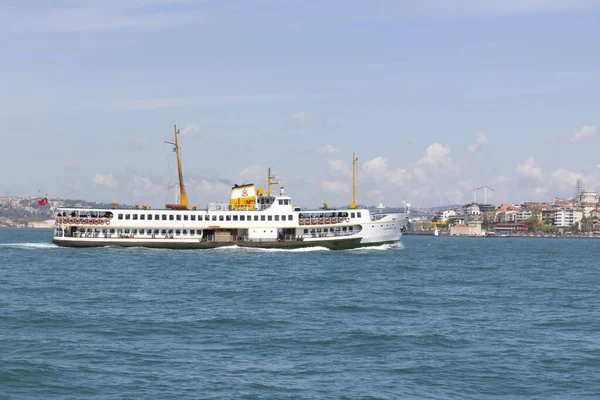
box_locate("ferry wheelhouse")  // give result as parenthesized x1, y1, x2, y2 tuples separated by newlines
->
(52, 126, 408, 250)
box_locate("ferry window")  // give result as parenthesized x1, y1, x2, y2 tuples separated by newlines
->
(278, 199, 283, 205)
(169, 215, 174, 221)
(233, 215, 238, 221)
(125, 214, 130, 220)
(133, 214, 138, 220)
(182, 230, 187, 235)
(176, 230, 181, 235)
(351, 212, 355, 218)
(247, 215, 251, 221)
(184, 215, 188, 221)
(304, 229, 308, 234)
(132, 229, 137, 234)
(153, 229, 159, 234)
(212, 216, 217, 221)
(240, 215, 245, 221)
(219, 215, 224, 221)
(125, 229, 130, 234)
(349, 226, 353, 231)
(161, 229, 166, 235)
(261, 215, 265, 221)
(281, 215, 286, 221)
(268, 216, 273, 221)
(168, 229, 173, 234)
(343, 227, 347, 232)
(176, 215, 181, 221)
(288, 215, 293, 220)
(357, 212, 361, 218)
(140, 214, 145, 220)
(274, 215, 279, 221)
(196, 230, 202, 235)
(162, 214, 167, 220)
(118, 214, 123, 220)
(148, 214, 153, 220)
(110, 229, 115, 234)
(226, 215, 231, 221)
(191, 215, 195, 221)
(190, 230, 195, 236)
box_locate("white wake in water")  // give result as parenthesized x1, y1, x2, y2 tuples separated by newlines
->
(211, 245, 330, 252)
(348, 242, 404, 251)
(0, 242, 58, 249)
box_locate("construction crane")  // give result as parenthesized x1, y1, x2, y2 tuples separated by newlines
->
(474, 185, 495, 204)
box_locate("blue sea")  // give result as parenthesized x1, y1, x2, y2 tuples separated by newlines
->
(1, 228, 599, 399)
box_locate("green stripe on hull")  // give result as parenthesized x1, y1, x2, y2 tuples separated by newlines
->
(53, 237, 400, 250)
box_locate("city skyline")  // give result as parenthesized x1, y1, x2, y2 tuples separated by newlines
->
(1, 0, 599, 208)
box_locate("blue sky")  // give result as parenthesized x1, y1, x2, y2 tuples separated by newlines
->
(1, 0, 599, 208)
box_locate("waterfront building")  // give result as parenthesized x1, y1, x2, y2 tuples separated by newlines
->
(554, 207, 583, 228)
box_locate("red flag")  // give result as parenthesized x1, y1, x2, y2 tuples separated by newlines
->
(38, 197, 48, 207)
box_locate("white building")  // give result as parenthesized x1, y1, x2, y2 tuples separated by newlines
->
(514, 209, 534, 222)
(554, 207, 583, 228)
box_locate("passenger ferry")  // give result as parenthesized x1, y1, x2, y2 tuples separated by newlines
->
(52, 126, 408, 250)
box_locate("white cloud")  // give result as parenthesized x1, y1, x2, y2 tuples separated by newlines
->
(569, 125, 596, 143)
(127, 175, 162, 196)
(321, 181, 349, 193)
(180, 124, 202, 137)
(551, 168, 583, 193)
(418, 143, 456, 173)
(493, 175, 511, 185)
(534, 187, 547, 195)
(468, 131, 488, 152)
(362, 156, 411, 186)
(239, 165, 263, 183)
(516, 156, 544, 180)
(410, 186, 430, 199)
(92, 173, 118, 189)
(284, 112, 320, 130)
(406, 0, 599, 18)
(316, 144, 339, 154)
(113, 95, 319, 111)
(412, 167, 427, 182)
(362, 157, 389, 177)
(459, 179, 474, 190)
(386, 168, 411, 186)
(445, 188, 465, 204)
(2, 1, 224, 33)
(328, 159, 352, 177)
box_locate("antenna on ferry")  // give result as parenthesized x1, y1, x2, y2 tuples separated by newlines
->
(349, 153, 358, 209)
(164, 124, 189, 209)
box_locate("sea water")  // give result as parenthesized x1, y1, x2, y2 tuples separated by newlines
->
(1, 228, 599, 399)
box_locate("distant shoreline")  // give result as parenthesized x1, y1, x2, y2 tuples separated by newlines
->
(404, 232, 600, 239)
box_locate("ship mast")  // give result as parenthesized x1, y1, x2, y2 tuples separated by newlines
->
(165, 125, 189, 209)
(349, 153, 357, 209)
(267, 167, 279, 196)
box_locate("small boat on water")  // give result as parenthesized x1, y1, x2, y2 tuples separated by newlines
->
(52, 125, 409, 250)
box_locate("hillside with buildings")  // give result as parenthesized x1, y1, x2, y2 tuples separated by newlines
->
(410, 188, 600, 237)
(0, 197, 133, 228)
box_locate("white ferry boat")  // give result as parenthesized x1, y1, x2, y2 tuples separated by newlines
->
(52, 126, 408, 250)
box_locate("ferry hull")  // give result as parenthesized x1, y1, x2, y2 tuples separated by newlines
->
(52, 234, 402, 250)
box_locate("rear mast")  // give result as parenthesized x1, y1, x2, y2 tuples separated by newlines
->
(165, 124, 189, 209)
(349, 153, 357, 209)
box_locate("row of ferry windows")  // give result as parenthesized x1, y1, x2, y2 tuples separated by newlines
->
(117, 213, 294, 222)
(83, 229, 204, 235)
(299, 211, 361, 218)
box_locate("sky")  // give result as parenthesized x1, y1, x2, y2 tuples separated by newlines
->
(1, 0, 599, 208)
